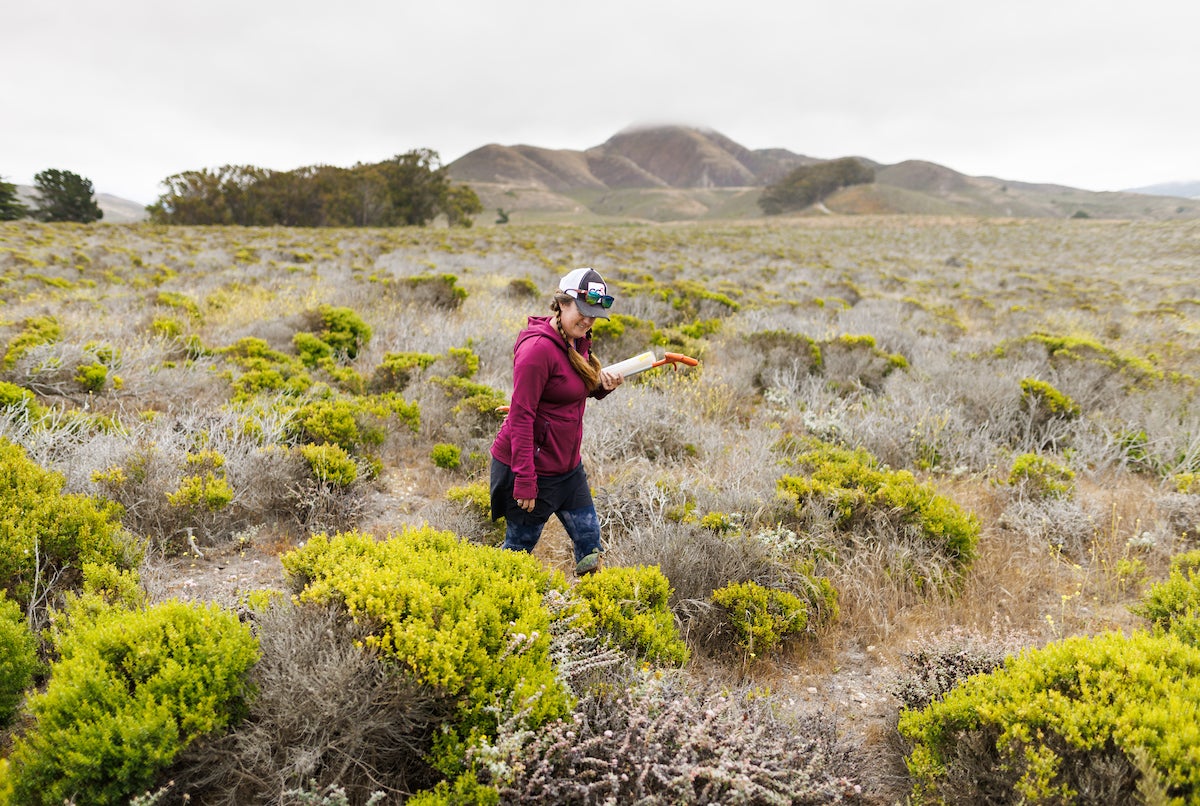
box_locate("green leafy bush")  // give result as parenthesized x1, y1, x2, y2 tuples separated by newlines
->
(1007, 453, 1076, 499)
(445, 346, 479, 379)
(711, 580, 810, 660)
(1019, 377, 1081, 419)
(281, 528, 572, 778)
(0, 438, 140, 624)
(777, 437, 979, 575)
(572, 566, 690, 666)
(316, 304, 372, 360)
(899, 630, 1200, 805)
(3, 314, 61, 369)
(1132, 562, 1200, 646)
(74, 361, 108, 392)
(288, 392, 420, 454)
(292, 330, 333, 366)
(0, 381, 43, 419)
(299, 442, 359, 487)
(401, 273, 467, 310)
(372, 350, 438, 391)
(2, 599, 258, 806)
(431, 443, 462, 470)
(0, 592, 37, 727)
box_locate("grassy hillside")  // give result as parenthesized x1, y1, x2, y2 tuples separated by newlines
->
(2, 217, 1199, 802)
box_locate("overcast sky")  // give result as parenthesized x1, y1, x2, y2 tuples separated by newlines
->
(4, 0, 1197, 205)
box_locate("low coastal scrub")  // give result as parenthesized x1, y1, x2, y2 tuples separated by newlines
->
(899, 630, 1200, 804)
(3, 217, 1200, 802)
(0, 598, 258, 805)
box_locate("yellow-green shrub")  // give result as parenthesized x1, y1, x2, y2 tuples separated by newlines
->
(0, 438, 140, 618)
(0, 381, 42, 419)
(1019, 377, 1081, 419)
(1, 599, 258, 806)
(711, 581, 810, 659)
(281, 528, 571, 775)
(299, 442, 358, 487)
(1007, 453, 1076, 499)
(0, 592, 37, 727)
(777, 437, 979, 573)
(1132, 563, 1200, 646)
(316, 304, 372, 360)
(372, 350, 438, 391)
(3, 314, 61, 369)
(899, 630, 1200, 804)
(73, 362, 108, 392)
(445, 346, 480, 379)
(572, 566, 690, 666)
(431, 442, 462, 470)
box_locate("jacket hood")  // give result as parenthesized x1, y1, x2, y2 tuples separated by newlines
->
(516, 315, 592, 355)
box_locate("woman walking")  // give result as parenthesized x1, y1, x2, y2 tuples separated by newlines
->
(490, 268, 624, 575)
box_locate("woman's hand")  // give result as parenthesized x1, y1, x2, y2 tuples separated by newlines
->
(516, 498, 536, 512)
(599, 370, 624, 391)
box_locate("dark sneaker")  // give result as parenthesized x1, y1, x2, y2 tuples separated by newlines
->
(575, 549, 602, 576)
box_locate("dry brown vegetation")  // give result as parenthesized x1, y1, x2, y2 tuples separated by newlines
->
(2, 216, 1198, 803)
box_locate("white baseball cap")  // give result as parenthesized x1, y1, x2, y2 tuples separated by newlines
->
(558, 267, 613, 319)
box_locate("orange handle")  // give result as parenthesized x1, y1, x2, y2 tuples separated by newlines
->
(650, 352, 699, 369)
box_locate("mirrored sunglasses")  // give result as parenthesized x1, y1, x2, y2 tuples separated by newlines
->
(575, 288, 614, 309)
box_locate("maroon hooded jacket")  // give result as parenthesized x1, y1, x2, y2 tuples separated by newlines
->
(490, 316, 611, 501)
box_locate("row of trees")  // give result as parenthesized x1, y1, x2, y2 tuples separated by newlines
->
(147, 149, 482, 228)
(0, 170, 103, 223)
(758, 157, 875, 215)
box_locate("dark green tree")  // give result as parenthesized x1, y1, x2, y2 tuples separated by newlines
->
(32, 169, 103, 223)
(147, 149, 480, 228)
(758, 157, 875, 215)
(442, 183, 483, 228)
(0, 176, 29, 220)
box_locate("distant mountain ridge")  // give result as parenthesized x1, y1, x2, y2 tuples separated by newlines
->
(1125, 180, 1200, 200)
(448, 125, 1200, 223)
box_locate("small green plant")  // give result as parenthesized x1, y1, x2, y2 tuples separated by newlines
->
(699, 511, 737, 533)
(1019, 377, 1081, 419)
(372, 350, 438, 391)
(431, 443, 462, 470)
(316, 304, 372, 360)
(445, 346, 480, 379)
(1008, 453, 1076, 499)
(1132, 561, 1200, 645)
(572, 566, 690, 666)
(0, 381, 43, 418)
(402, 273, 468, 310)
(74, 361, 108, 392)
(711, 580, 811, 661)
(3, 314, 61, 368)
(299, 442, 359, 487)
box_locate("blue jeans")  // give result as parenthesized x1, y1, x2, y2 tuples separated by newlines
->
(503, 504, 602, 564)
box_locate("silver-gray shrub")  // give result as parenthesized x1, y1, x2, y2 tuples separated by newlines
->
(162, 602, 449, 803)
(474, 667, 860, 805)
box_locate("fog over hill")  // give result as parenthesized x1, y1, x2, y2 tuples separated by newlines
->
(448, 125, 1200, 223)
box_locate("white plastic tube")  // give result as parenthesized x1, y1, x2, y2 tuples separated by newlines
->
(603, 350, 656, 377)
